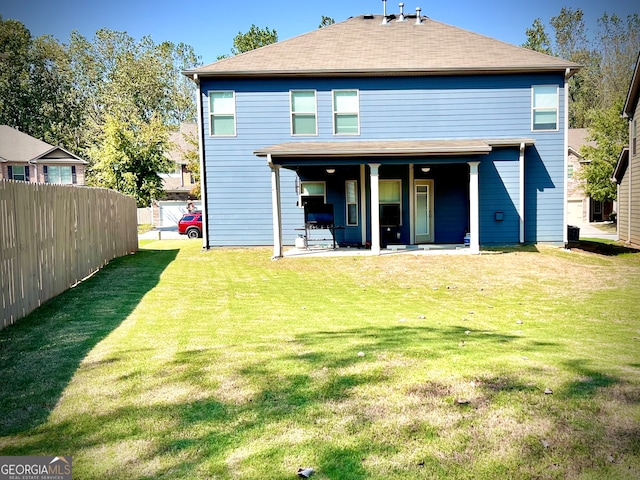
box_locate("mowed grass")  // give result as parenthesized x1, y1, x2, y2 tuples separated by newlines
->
(1, 241, 639, 479)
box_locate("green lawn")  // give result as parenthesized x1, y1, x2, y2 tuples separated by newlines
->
(1, 241, 639, 479)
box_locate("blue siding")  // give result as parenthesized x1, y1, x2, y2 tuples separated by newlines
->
(200, 73, 566, 246)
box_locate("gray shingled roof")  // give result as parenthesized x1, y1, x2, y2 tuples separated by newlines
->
(186, 14, 580, 78)
(0, 125, 87, 164)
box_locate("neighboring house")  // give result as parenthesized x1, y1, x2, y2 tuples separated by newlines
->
(0, 125, 87, 185)
(567, 128, 614, 225)
(160, 122, 198, 201)
(185, 7, 580, 256)
(614, 51, 640, 247)
(150, 123, 199, 226)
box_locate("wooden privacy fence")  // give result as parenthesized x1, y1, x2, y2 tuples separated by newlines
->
(0, 180, 138, 329)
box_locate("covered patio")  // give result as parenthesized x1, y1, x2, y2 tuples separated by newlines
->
(255, 139, 534, 258)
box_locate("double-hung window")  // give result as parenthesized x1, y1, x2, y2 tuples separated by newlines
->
(633, 120, 637, 156)
(8, 165, 29, 181)
(345, 180, 358, 226)
(532, 85, 558, 131)
(290, 91, 317, 135)
(379, 179, 402, 227)
(209, 91, 236, 136)
(333, 90, 360, 135)
(300, 181, 326, 205)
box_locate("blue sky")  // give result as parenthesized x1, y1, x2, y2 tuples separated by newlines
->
(2, 0, 638, 65)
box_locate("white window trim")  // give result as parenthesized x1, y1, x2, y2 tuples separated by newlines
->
(345, 180, 358, 226)
(332, 89, 360, 136)
(380, 179, 402, 226)
(531, 85, 559, 132)
(208, 90, 237, 137)
(299, 180, 326, 206)
(290, 90, 318, 136)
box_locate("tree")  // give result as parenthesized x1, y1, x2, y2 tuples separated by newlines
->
(550, 7, 589, 61)
(89, 113, 173, 206)
(182, 130, 201, 198)
(231, 25, 278, 55)
(521, 8, 639, 203)
(598, 13, 640, 109)
(0, 17, 81, 151)
(67, 29, 200, 205)
(319, 16, 336, 29)
(578, 97, 628, 203)
(521, 18, 552, 54)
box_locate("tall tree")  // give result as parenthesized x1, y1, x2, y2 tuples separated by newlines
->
(231, 25, 278, 55)
(68, 29, 200, 205)
(550, 7, 589, 61)
(521, 18, 552, 54)
(0, 17, 81, 151)
(89, 113, 173, 206)
(598, 13, 640, 108)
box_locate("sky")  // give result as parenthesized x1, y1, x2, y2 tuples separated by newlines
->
(2, 0, 639, 66)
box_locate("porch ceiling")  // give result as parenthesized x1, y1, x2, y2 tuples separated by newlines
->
(255, 138, 535, 162)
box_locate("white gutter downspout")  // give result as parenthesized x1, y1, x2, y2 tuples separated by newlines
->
(268, 154, 283, 259)
(519, 142, 525, 243)
(360, 164, 367, 245)
(563, 68, 570, 245)
(194, 74, 210, 250)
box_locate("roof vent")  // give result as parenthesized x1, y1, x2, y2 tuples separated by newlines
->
(415, 7, 422, 24)
(381, 0, 389, 25)
(364, 13, 374, 19)
(398, 2, 405, 22)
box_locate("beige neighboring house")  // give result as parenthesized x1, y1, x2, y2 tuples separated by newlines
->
(160, 122, 198, 201)
(0, 125, 88, 185)
(567, 128, 614, 225)
(614, 51, 640, 247)
(150, 123, 199, 226)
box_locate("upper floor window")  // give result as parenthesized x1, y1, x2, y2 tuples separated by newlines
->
(633, 119, 637, 156)
(333, 90, 360, 135)
(290, 91, 317, 136)
(532, 85, 558, 131)
(567, 164, 574, 179)
(209, 91, 236, 136)
(44, 165, 76, 184)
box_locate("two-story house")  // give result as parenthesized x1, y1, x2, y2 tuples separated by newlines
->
(185, 7, 579, 257)
(0, 125, 88, 185)
(614, 51, 640, 247)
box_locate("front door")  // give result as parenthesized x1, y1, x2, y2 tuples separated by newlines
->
(414, 179, 434, 243)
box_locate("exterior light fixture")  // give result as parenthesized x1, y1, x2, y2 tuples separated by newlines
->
(421, 167, 431, 173)
(326, 168, 336, 174)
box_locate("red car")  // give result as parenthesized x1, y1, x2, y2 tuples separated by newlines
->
(177, 211, 202, 239)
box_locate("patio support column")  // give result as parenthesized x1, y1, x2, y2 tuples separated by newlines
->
(360, 165, 367, 245)
(468, 161, 480, 254)
(519, 142, 525, 244)
(369, 163, 381, 255)
(268, 155, 283, 259)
